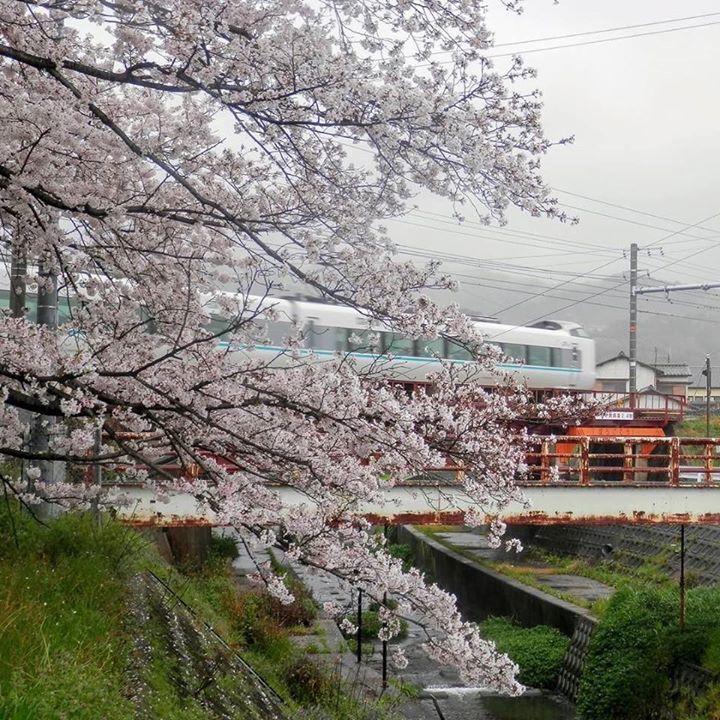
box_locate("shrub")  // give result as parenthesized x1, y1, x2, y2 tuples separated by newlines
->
(284, 656, 331, 703)
(576, 584, 720, 720)
(675, 586, 720, 668)
(210, 533, 240, 560)
(339, 606, 408, 642)
(386, 543, 413, 571)
(479, 617, 570, 690)
(576, 586, 677, 720)
(270, 580, 317, 629)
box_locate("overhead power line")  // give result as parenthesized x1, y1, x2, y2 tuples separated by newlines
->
(557, 203, 720, 242)
(404, 209, 618, 253)
(484, 19, 720, 60)
(489, 11, 720, 48)
(554, 188, 720, 236)
(493, 207, 720, 329)
(456, 272, 720, 324)
(388, 217, 620, 262)
(418, 17, 720, 67)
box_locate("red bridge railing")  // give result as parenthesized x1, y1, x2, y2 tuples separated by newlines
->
(525, 435, 718, 486)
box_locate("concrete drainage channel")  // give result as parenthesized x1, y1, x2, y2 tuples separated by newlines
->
(394, 525, 604, 717)
(230, 535, 579, 719)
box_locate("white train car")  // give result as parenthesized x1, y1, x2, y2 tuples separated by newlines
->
(0, 274, 595, 391)
(230, 296, 596, 391)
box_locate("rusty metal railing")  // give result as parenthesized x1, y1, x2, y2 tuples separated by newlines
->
(533, 389, 687, 424)
(524, 435, 720, 486)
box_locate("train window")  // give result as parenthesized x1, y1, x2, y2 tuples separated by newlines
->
(266, 321, 293, 346)
(208, 317, 232, 336)
(527, 345, 552, 367)
(382, 333, 415, 356)
(57, 296, 73, 324)
(502, 343, 526, 363)
(344, 328, 378, 353)
(529, 320, 562, 331)
(550, 348, 563, 367)
(446, 340, 472, 361)
(416, 338, 444, 358)
(479, 342, 501, 358)
(306, 323, 338, 351)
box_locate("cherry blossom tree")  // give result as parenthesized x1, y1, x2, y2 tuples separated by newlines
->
(0, 0, 579, 691)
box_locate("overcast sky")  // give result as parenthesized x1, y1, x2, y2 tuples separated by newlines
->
(387, 0, 720, 331)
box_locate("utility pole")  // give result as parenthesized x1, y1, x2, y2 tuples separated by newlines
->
(28, 260, 58, 491)
(9, 246, 26, 318)
(703, 355, 712, 437)
(629, 243, 638, 408)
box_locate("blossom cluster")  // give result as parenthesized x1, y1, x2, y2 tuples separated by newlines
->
(0, 0, 578, 691)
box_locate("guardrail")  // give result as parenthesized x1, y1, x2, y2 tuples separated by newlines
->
(533, 390, 687, 424)
(525, 435, 718, 486)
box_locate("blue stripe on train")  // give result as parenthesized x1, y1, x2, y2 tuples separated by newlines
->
(219, 343, 582, 373)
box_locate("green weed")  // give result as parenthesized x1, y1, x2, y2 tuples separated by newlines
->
(479, 617, 570, 690)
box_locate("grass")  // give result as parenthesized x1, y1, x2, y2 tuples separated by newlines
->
(417, 526, 677, 617)
(480, 617, 570, 690)
(677, 415, 720, 437)
(0, 504, 142, 720)
(0, 501, 405, 720)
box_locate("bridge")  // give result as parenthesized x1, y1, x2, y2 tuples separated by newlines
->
(114, 435, 720, 527)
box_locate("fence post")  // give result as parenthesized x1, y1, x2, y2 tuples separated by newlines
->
(671, 437, 680, 486)
(580, 436, 590, 485)
(356, 589, 363, 664)
(382, 590, 388, 689)
(705, 442, 713, 486)
(623, 442, 634, 483)
(540, 439, 550, 484)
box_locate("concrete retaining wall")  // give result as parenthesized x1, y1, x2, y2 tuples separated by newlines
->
(396, 525, 598, 701)
(397, 525, 594, 637)
(531, 523, 720, 586)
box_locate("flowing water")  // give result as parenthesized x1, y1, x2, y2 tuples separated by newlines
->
(436, 692, 576, 719)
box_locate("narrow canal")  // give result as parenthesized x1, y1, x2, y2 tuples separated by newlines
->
(438, 693, 574, 719)
(272, 543, 578, 720)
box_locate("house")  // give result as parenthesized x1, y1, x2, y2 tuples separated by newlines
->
(687, 384, 720, 406)
(595, 351, 692, 399)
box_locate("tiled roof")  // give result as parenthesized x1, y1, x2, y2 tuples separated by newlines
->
(653, 363, 692, 377)
(596, 353, 691, 378)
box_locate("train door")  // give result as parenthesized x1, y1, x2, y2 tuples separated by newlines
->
(568, 343, 581, 388)
(554, 342, 580, 389)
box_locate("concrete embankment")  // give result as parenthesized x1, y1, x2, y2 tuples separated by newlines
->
(396, 525, 596, 702)
(396, 525, 594, 636)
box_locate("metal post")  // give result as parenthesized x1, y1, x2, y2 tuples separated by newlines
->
(623, 442, 633, 483)
(540, 439, 550, 484)
(579, 436, 590, 485)
(29, 261, 58, 492)
(629, 243, 638, 408)
(356, 589, 363, 663)
(680, 524, 686, 630)
(705, 355, 712, 437)
(670, 437, 681, 486)
(9, 247, 26, 318)
(382, 590, 388, 689)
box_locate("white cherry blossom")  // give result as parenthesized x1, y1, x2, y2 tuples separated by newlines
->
(0, 0, 585, 692)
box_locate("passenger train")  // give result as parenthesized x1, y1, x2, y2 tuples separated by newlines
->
(229, 296, 596, 391)
(0, 278, 596, 391)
